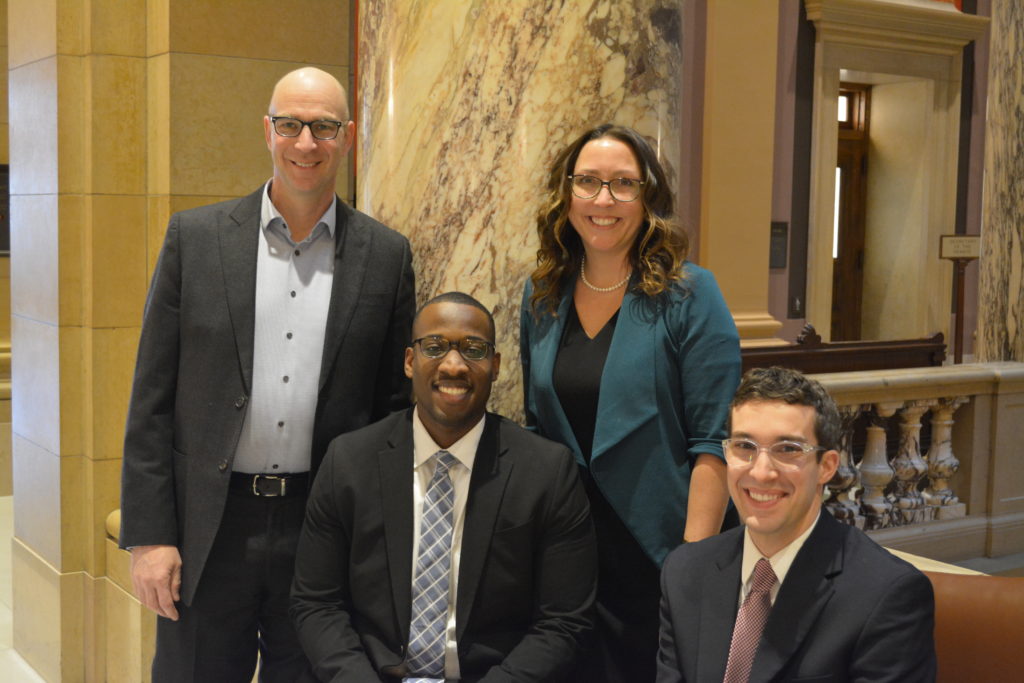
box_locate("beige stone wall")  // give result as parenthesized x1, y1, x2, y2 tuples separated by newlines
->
(699, 0, 782, 344)
(7, 1, 350, 680)
(0, 0, 10, 497)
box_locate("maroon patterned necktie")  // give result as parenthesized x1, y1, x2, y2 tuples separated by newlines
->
(723, 558, 777, 683)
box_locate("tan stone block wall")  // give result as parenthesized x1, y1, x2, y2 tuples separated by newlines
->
(7, 0, 353, 679)
(0, 0, 10, 498)
(12, 538, 86, 682)
(105, 572, 154, 683)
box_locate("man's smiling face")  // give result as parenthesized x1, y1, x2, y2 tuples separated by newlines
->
(263, 69, 353, 206)
(727, 400, 839, 558)
(405, 301, 500, 448)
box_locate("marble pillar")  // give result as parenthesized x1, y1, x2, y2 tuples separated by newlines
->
(978, 1, 1024, 362)
(357, 1, 682, 419)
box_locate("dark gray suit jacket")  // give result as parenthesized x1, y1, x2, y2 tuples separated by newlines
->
(657, 511, 936, 683)
(291, 410, 598, 682)
(119, 187, 415, 605)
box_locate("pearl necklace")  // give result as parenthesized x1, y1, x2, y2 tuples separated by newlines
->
(580, 255, 631, 292)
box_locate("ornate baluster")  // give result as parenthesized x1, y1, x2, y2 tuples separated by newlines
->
(825, 404, 863, 527)
(891, 400, 936, 525)
(860, 402, 902, 530)
(923, 396, 969, 519)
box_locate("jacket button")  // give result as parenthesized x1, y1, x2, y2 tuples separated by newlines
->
(234, 395, 247, 409)
(218, 460, 228, 473)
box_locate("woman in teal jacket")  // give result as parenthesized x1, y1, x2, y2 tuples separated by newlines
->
(520, 124, 741, 682)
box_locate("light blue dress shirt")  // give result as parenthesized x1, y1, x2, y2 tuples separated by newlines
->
(232, 182, 337, 474)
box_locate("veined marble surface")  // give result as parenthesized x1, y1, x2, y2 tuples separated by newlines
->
(357, 0, 682, 419)
(978, 0, 1024, 362)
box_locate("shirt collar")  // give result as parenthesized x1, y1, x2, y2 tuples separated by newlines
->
(740, 509, 821, 591)
(412, 407, 485, 473)
(260, 179, 337, 243)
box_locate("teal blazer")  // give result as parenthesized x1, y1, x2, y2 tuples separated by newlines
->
(520, 263, 741, 565)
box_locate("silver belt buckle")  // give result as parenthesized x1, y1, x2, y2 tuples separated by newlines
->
(252, 474, 286, 497)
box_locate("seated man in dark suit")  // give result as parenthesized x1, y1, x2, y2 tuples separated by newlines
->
(657, 366, 936, 683)
(291, 291, 597, 682)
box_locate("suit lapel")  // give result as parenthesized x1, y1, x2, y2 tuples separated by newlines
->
(455, 414, 511, 639)
(528, 294, 583, 456)
(219, 190, 263, 392)
(318, 200, 372, 391)
(379, 411, 416, 640)
(750, 512, 842, 683)
(591, 287, 659, 461)
(697, 533, 745, 682)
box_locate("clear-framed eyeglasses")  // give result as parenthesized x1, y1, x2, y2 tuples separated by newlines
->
(568, 174, 645, 202)
(412, 336, 495, 362)
(269, 116, 346, 140)
(722, 438, 826, 471)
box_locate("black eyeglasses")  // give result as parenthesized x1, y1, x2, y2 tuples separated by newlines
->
(568, 174, 645, 202)
(412, 336, 494, 362)
(269, 116, 346, 140)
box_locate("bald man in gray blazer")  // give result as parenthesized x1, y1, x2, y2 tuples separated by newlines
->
(120, 67, 414, 682)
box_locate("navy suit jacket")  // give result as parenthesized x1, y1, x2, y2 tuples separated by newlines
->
(291, 410, 598, 682)
(657, 511, 936, 682)
(120, 187, 415, 604)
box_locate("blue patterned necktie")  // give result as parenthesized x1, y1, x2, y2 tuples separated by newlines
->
(406, 450, 458, 680)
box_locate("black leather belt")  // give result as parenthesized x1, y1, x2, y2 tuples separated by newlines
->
(229, 472, 309, 497)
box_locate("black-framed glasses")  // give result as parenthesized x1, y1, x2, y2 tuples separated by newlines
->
(269, 116, 346, 140)
(722, 438, 826, 471)
(412, 336, 495, 362)
(568, 174, 645, 202)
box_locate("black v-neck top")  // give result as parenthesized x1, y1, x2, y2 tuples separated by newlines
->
(552, 303, 618, 463)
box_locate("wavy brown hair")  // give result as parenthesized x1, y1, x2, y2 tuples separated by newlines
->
(528, 123, 689, 316)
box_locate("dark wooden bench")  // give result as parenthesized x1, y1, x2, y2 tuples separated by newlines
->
(741, 324, 946, 374)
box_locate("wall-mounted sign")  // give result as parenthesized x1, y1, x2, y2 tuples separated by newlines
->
(940, 234, 980, 260)
(770, 222, 788, 269)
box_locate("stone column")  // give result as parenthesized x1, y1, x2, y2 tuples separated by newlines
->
(924, 396, 969, 519)
(0, 0, 10, 498)
(860, 402, 901, 530)
(891, 400, 935, 525)
(357, 1, 683, 419)
(825, 405, 863, 528)
(9, 1, 149, 678)
(699, 0, 782, 344)
(977, 1, 1024, 361)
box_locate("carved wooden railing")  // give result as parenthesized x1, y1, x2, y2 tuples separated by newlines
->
(742, 323, 946, 375)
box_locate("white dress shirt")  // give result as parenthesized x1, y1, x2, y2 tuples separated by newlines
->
(232, 181, 336, 474)
(410, 407, 485, 681)
(737, 511, 822, 609)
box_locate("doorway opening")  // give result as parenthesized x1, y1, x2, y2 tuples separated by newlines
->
(831, 83, 870, 341)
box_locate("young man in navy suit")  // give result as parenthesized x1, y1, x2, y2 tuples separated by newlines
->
(657, 367, 936, 683)
(291, 292, 597, 682)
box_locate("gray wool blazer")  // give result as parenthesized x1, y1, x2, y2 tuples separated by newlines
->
(119, 187, 415, 605)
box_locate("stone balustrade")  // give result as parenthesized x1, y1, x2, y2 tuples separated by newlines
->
(102, 362, 1024, 561)
(821, 397, 965, 531)
(812, 362, 1024, 560)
